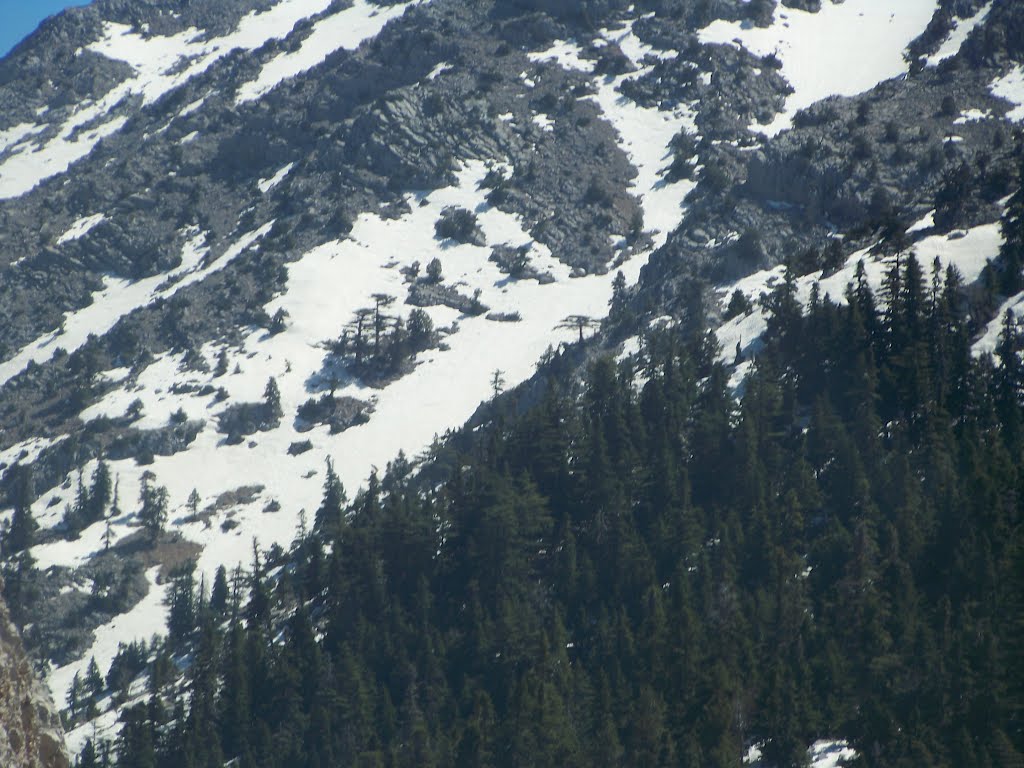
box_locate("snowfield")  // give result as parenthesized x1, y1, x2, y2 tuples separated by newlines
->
(698, 0, 938, 136)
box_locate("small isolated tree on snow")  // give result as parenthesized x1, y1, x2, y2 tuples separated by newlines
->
(426, 257, 444, 283)
(187, 488, 201, 520)
(264, 377, 283, 419)
(270, 307, 289, 334)
(215, 348, 230, 377)
(559, 314, 599, 344)
(491, 369, 506, 399)
(138, 472, 169, 544)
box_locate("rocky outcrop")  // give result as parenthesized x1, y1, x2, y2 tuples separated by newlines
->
(0, 582, 69, 768)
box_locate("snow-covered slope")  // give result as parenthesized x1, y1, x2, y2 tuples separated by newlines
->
(0, 11, 699, 732)
(0, 0, 420, 199)
(699, 0, 938, 136)
(0, 0, 1020, 759)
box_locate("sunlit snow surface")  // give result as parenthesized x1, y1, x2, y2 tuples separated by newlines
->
(809, 740, 858, 768)
(0, 0, 397, 199)
(975, 290, 1024, 358)
(698, 0, 938, 136)
(991, 66, 1024, 122)
(56, 213, 107, 245)
(0, 226, 274, 389)
(235, 0, 422, 103)
(52, 568, 170, 755)
(257, 162, 295, 193)
(528, 21, 697, 245)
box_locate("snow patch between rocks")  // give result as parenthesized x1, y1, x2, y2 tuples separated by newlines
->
(0, 0, 343, 199)
(991, 66, 1024, 122)
(698, 0, 938, 136)
(235, 0, 423, 104)
(0, 225, 272, 388)
(56, 213, 106, 245)
(925, 1, 993, 66)
(257, 162, 295, 192)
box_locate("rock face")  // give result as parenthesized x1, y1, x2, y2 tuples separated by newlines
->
(0, 582, 69, 768)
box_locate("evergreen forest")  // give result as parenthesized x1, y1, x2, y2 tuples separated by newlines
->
(77, 250, 1024, 768)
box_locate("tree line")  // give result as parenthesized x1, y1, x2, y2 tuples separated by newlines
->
(75, 241, 1023, 768)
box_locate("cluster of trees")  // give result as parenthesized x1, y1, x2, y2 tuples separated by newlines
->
(216, 378, 284, 443)
(62, 458, 116, 537)
(80, 246, 1023, 768)
(326, 296, 437, 383)
(66, 658, 105, 722)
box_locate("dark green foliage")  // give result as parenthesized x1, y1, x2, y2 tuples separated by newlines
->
(137, 473, 169, 543)
(112, 261, 1023, 768)
(327, 302, 439, 384)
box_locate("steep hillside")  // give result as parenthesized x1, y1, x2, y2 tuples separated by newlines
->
(0, 0, 1021, 763)
(0, 586, 68, 768)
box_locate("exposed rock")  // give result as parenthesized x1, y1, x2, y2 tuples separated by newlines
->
(0, 583, 69, 768)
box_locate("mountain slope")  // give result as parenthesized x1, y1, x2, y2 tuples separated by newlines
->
(0, 0, 1021, 762)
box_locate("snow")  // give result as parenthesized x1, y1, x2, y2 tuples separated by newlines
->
(56, 213, 106, 245)
(527, 40, 592, 74)
(954, 108, 991, 124)
(0, 225, 273, 389)
(698, 0, 939, 136)
(234, 0, 423, 104)
(742, 738, 855, 768)
(974, 291, 1024, 358)
(0, 437, 61, 477)
(47, 567, 169, 728)
(743, 743, 764, 765)
(907, 209, 935, 233)
(25, 14, 705, 738)
(177, 96, 207, 119)
(809, 740, 857, 768)
(532, 113, 554, 132)
(0, 122, 45, 155)
(616, 336, 641, 363)
(925, 1, 993, 66)
(257, 162, 295, 193)
(0, 116, 127, 201)
(991, 66, 1024, 122)
(529, 22, 699, 247)
(66, 708, 122, 757)
(426, 62, 453, 80)
(0, 0, 351, 200)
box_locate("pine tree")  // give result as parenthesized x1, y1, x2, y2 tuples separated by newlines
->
(264, 377, 283, 420)
(186, 488, 201, 520)
(86, 657, 104, 700)
(315, 458, 347, 537)
(88, 456, 113, 523)
(210, 565, 230, 615)
(5, 501, 37, 554)
(137, 472, 169, 544)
